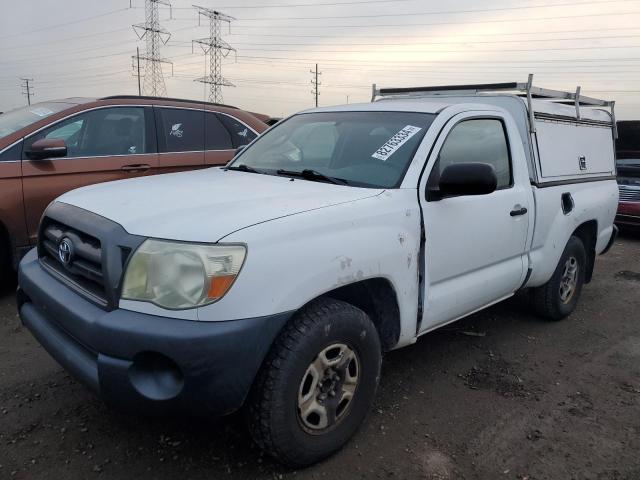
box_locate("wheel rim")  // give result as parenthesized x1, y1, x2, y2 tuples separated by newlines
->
(297, 343, 360, 433)
(559, 256, 579, 304)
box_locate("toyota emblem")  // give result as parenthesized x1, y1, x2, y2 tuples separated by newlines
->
(58, 238, 73, 265)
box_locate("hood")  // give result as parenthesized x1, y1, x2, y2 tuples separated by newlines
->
(57, 168, 384, 242)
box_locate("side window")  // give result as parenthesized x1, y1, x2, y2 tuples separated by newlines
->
(24, 107, 148, 158)
(157, 108, 205, 153)
(205, 112, 232, 150)
(435, 119, 512, 189)
(0, 141, 22, 162)
(217, 114, 257, 148)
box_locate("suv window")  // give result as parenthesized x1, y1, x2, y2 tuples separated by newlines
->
(157, 108, 205, 153)
(24, 107, 149, 158)
(435, 119, 511, 189)
(205, 112, 232, 150)
(217, 114, 257, 148)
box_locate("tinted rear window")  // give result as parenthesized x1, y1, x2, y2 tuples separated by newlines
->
(157, 108, 205, 153)
(218, 114, 257, 148)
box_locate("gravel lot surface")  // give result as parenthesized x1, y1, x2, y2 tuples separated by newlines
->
(1, 235, 639, 480)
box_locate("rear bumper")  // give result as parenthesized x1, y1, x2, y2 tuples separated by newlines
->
(616, 201, 640, 227)
(18, 248, 292, 416)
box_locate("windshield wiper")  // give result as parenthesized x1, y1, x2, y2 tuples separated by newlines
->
(225, 164, 260, 174)
(275, 169, 350, 185)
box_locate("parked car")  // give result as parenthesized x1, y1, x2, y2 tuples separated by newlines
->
(17, 80, 618, 467)
(0, 96, 269, 281)
(615, 121, 640, 229)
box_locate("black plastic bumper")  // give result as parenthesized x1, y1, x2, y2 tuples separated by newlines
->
(18, 248, 292, 416)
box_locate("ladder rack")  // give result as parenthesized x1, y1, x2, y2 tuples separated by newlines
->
(371, 74, 617, 137)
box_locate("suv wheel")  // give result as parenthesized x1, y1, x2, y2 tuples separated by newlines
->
(247, 298, 381, 467)
(531, 235, 587, 320)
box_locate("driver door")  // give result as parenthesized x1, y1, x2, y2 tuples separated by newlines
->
(418, 112, 532, 333)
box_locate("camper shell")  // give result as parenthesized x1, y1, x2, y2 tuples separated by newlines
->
(372, 75, 617, 185)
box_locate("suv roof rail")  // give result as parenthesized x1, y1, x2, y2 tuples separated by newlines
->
(100, 95, 239, 110)
(371, 74, 617, 137)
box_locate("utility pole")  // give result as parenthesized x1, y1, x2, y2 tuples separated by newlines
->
(136, 46, 142, 96)
(21, 78, 33, 105)
(310, 64, 321, 107)
(192, 5, 236, 104)
(132, 0, 173, 97)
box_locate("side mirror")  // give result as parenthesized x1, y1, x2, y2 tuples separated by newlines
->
(25, 138, 68, 160)
(431, 162, 497, 200)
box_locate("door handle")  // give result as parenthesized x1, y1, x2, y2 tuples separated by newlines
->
(510, 207, 528, 217)
(121, 163, 150, 172)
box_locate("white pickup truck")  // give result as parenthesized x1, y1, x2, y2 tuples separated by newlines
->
(18, 78, 619, 467)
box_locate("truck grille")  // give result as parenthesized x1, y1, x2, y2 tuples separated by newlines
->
(619, 185, 640, 202)
(37, 203, 146, 311)
(39, 220, 108, 307)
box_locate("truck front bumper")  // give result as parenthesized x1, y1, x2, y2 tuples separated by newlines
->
(18, 248, 291, 417)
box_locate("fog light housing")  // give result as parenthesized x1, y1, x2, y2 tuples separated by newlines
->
(128, 352, 184, 401)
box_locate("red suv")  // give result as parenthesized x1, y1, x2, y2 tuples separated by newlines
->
(0, 96, 269, 280)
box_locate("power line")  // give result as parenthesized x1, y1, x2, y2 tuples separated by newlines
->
(214, 44, 640, 54)
(0, 7, 130, 40)
(234, 54, 640, 65)
(224, 34, 640, 47)
(235, 0, 640, 19)
(225, 27, 640, 39)
(229, 10, 640, 28)
(8, 27, 133, 49)
(159, 0, 640, 9)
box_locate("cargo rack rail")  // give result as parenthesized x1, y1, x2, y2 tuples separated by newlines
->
(371, 74, 617, 137)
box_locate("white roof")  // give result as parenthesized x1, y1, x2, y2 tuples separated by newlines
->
(303, 100, 451, 115)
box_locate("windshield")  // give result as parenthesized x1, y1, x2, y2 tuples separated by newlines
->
(0, 102, 75, 140)
(230, 111, 436, 188)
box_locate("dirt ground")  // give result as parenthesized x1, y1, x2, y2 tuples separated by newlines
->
(1, 234, 639, 480)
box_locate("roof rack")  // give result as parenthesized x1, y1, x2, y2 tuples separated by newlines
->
(100, 95, 238, 110)
(371, 74, 617, 137)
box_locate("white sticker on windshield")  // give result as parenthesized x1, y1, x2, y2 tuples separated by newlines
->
(372, 125, 422, 161)
(30, 107, 54, 117)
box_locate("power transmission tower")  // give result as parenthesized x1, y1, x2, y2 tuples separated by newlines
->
(310, 64, 321, 107)
(133, 0, 173, 97)
(21, 78, 34, 105)
(192, 5, 236, 104)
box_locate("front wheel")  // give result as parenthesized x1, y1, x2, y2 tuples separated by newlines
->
(246, 298, 382, 467)
(531, 235, 587, 320)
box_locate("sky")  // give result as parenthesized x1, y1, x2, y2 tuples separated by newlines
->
(1, 0, 639, 118)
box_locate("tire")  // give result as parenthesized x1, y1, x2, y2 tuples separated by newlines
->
(531, 235, 587, 321)
(246, 297, 382, 468)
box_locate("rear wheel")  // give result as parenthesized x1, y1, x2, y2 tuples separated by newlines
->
(531, 235, 586, 320)
(246, 298, 381, 467)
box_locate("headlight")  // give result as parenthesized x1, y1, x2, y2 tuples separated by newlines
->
(121, 239, 246, 310)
